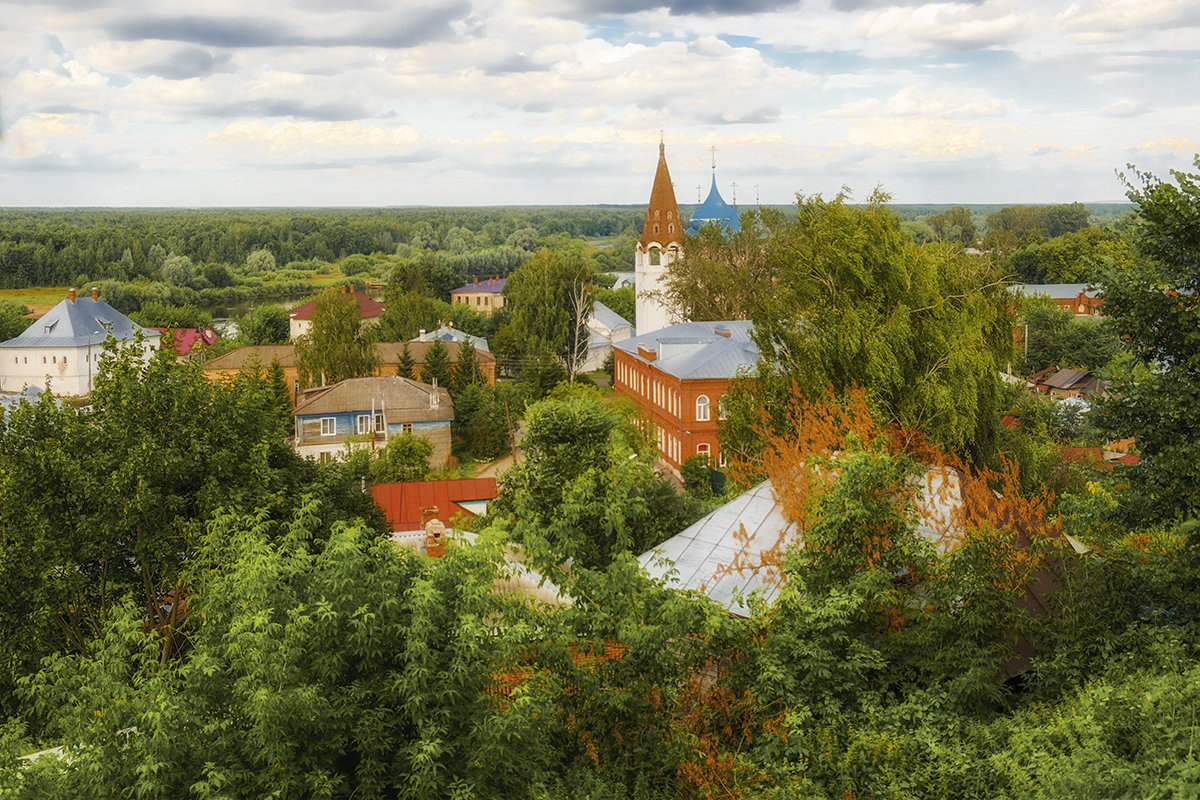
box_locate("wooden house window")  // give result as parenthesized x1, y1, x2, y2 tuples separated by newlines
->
(320, 417, 336, 436)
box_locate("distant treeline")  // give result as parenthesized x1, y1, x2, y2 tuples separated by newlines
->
(0, 208, 643, 289)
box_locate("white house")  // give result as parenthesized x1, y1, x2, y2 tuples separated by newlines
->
(0, 288, 159, 396)
(581, 301, 634, 372)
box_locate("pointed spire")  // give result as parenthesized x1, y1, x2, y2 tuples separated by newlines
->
(639, 141, 684, 248)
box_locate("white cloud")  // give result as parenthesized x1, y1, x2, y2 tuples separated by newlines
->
(205, 120, 424, 157)
(839, 117, 999, 159)
(3, 113, 89, 158)
(1100, 98, 1149, 118)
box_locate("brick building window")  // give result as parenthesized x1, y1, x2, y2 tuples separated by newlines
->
(696, 394, 710, 422)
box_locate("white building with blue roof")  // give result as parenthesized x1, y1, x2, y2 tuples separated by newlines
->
(0, 288, 159, 397)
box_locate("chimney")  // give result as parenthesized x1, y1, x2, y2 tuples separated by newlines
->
(714, 325, 732, 338)
(68, 288, 77, 304)
(420, 506, 440, 526)
(474, 275, 479, 284)
(90, 286, 99, 302)
(419, 328, 426, 339)
(424, 517, 446, 558)
(637, 344, 657, 361)
(488, 278, 494, 287)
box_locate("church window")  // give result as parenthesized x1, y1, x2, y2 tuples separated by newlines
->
(654, 209, 660, 219)
(650, 247, 660, 265)
(654, 224, 659, 234)
(669, 224, 674, 233)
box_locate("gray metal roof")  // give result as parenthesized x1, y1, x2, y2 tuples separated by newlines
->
(614, 320, 758, 380)
(0, 386, 47, 417)
(590, 301, 632, 335)
(411, 325, 490, 352)
(640, 468, 966, 615)
(0, 297, 152, 349)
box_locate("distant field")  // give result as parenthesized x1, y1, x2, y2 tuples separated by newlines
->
(0, 287, 70, 316)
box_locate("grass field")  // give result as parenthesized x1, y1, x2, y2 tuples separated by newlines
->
(0, 269, 357, 319)
(0, 287, 71, 316)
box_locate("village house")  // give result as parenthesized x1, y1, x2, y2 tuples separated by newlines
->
(612, 320, 758, 473)
(1039, 367, 1106, 401)
(288, 287, 385, 340)
(203, 340, 496, 406)
(450, 276, 507, 315)
(150, 327, 218, 359)
(1011, 283, 1104, 316)
(410, 324, 490, 352)
(291, 375, 453, 466)
(0, 287, 159, 396)
(581, 301, 634, 373)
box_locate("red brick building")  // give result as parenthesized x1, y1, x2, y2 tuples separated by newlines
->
(612, 320, 758, 473)
(1011, 283, 1104, 316)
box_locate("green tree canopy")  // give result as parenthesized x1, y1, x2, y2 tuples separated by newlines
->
(294, 287, 378, 389)
(1096, 155, 1200, 520)
(244, 247, 276, 273)
(926, 205, 977, 245)
(369, 433, 433, 484)
(237, 304, 290, 345)
(1019, 299, 1121, 373)
(0, 300, 32, 341)
(658, 207, 785, 322)
(742, 189, 1011, 462)
(500, 249, 592, 388)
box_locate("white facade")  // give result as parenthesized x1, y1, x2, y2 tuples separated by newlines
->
(634, 239, 682, 336)
(0, 292, 159, 397)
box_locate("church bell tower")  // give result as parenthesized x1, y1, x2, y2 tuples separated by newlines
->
(634, 141, 685, 335)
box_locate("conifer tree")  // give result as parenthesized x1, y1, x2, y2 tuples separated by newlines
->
(453, 340, 482, 392)
(422, 338, 452, 388)
(396, 341, 415, 379)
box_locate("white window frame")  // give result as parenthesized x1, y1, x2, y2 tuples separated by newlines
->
(320, 417, 336, 436)
(696, 394, 710, 422)
(375, 414, 385, 433)
(697, 443, 711, 458)
(356, 414, 372, 435)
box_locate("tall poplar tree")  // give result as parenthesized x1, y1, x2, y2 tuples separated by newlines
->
(294, 287, 378, 389)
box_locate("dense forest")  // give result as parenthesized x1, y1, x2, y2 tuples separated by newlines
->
(1, 156, 1198, 798)
(0, 207, 644, 289)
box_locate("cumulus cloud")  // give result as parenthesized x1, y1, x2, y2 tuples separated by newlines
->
(205, 120, 425, 161)
(3, 113, 89, 157)
(838, 116, 997, 159)
(1100, 98, 1150, 118)
(1, 0, 1190, 204)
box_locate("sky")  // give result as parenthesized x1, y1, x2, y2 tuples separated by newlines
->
(1, 0, 1197, 207)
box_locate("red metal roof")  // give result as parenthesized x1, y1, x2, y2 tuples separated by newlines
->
(289, 291, 384, 322)
(150, 327, 218, 356)
(371, 478, 498, 531)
